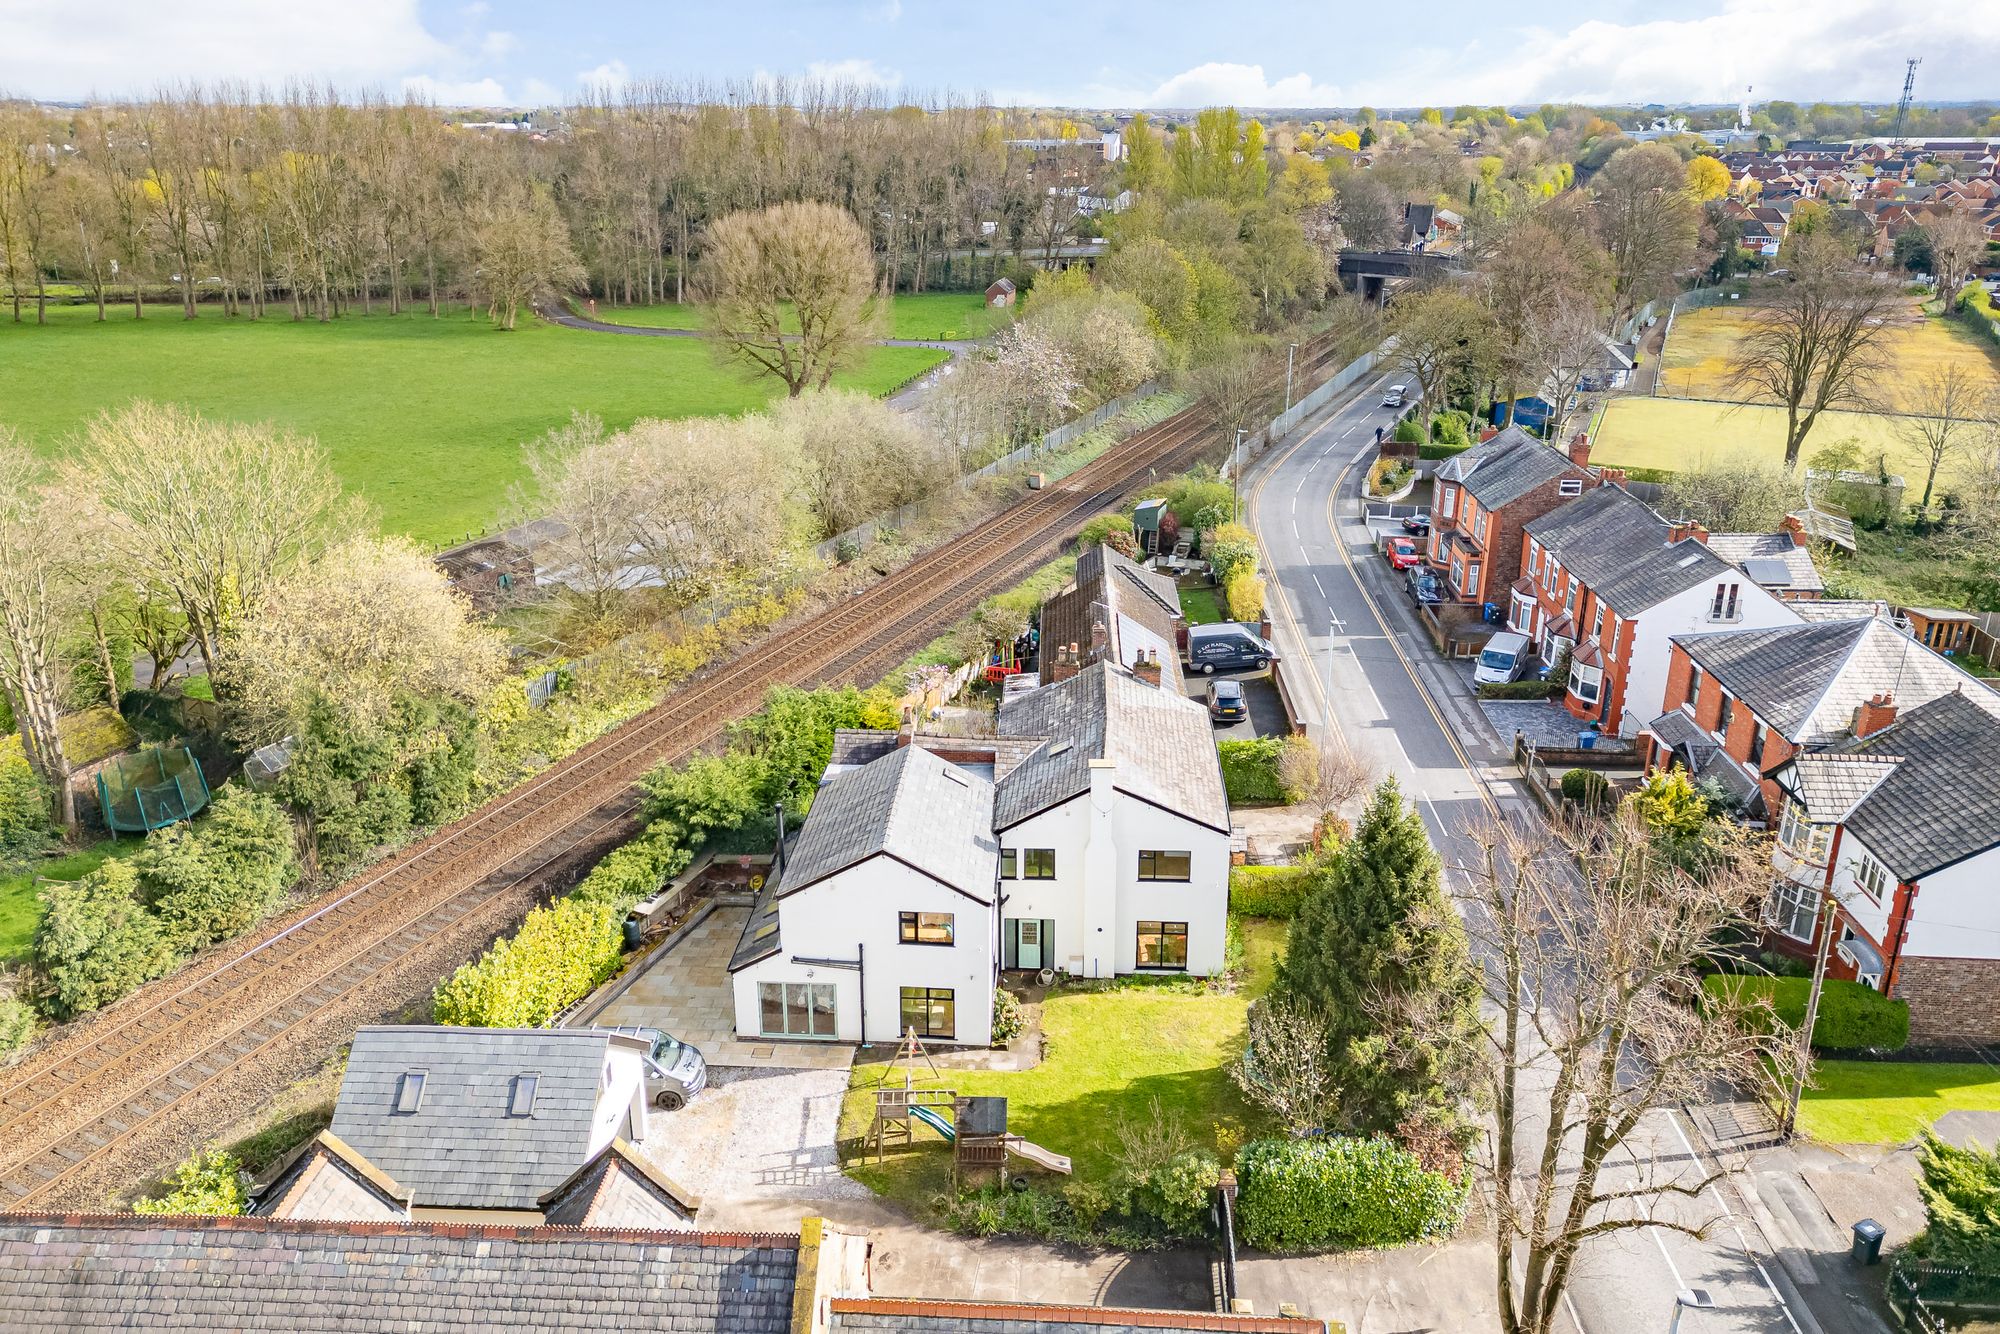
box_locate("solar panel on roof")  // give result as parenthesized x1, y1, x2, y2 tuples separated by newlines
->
(1743, 558, 1792, 586)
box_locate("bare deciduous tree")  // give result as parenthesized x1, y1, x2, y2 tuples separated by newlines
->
(1927, 210, 1987, 307)
(767, 389, 956, 541)
(1232, 1000, 1340, 1134)
(1725, 238, 1897, 470)
(471, 190, 587, 331)
(1900, 362, 1993, 513)
(701, 200, 878, 397)
(1521, 294, 1609, 443)
(1660, 456, 1800, 532)
(1448, 814, 1793, 1334)
(0, 435, 80, 827)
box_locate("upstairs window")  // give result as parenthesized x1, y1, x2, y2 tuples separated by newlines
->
(1528, 541, 1543, 576)
(1685, 664, 1703, 709)
(899, 911, 955, 945)
(1021, 848, 1056, 880)
(1439, 486, 1457, 518)
(1778, 801, 1833, 865)
(998, 849, 1017, 879)
(1854, 853, 1889, 905)
(1474, 510, 1489, 543)
(1709, 582, 1742, 622)
(1138, 850, 1192, 881)
(1716, 695, 1734, 740)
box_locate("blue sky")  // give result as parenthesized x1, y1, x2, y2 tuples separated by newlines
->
(4, 0, 1997, 107)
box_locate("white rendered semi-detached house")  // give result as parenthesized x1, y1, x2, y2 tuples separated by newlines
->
(725, 657, 1231, 1049)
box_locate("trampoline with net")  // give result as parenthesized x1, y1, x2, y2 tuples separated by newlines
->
(96, 745, 212, 834)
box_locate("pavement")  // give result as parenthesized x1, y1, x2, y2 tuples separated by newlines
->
(590, 904, 857, 1071)
(1243, 368, 1897, 1334)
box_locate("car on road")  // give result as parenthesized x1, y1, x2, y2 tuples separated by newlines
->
(1205, 679, 1248, 725)
(1405, 566, 1444, 605)
(600, 1025, 708, 1110)
(1472, 631, 1535, 686)
(1401, 512, 1431, 536)
(1385, 536, 1422, 570)
(1382, 384, 1408, 407)
(1186, 622, 1278, 675)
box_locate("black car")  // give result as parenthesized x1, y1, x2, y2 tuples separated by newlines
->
(1206, 679, 1248, 725)
(1405, 566, 1444, 605)
(1402, 513, 1431, 536)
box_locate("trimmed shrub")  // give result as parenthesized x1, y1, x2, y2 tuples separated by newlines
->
(35, 861, 176, 1021)
(1701, 973, 1909, 1051)
(431, 895, 624, 1028)
(991, 987, 1026, 1044)
(1560, 767, 1611, 811)
(1076, 512, 1134, 551)
(1477, 679, 1560, 700)
(0, 753, 50, 851)
(570, 822, 694, 915)
(1236, 1136, 1468, 1251)
(1203, 523, 1258, 586)
(133, 1145, 246, 1216)
(1392, 418, 1423, 444)
(1229, 864, 1310, 919)
(1223, 569, 1265, 622)
(1217, 737, 1288, 804)
(1131, 1150, 1223, 1235)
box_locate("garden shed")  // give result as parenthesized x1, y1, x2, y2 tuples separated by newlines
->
(96, 745, 210, 833)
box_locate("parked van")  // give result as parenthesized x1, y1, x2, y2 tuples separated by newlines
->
(1187, 623, 1278, 675)
(1382, 384, 1407, 407)
(1472, 631, 1533, 687)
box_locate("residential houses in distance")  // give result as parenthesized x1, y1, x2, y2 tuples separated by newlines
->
(1714, 138, 2000, 259)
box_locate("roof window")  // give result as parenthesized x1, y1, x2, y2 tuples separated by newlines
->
(508, 1073, 539, 1117)
(393, 1070, 427, 1114)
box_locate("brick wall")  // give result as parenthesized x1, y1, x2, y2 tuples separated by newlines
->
(1895, 955, 2000, 1044)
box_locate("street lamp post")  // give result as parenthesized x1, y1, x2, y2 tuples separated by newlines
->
(1667, 1288, 1713, 1333)
(1284, 342, 1299, 413)
(1233, 428, 1247, 518)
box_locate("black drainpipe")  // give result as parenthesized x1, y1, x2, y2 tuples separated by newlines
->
(857, 942, 866, 1041)
(772, 801, 786, 878)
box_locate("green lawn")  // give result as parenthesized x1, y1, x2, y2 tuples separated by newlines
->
(1800, 1059, 2000, 1145)
(600, 290, 1009, 342)
(0, 303, 946, 546)
(1177, 582, 1227, 626)
(0, 841, 130, 965)
(840, 917, 1284, 1200)
(1593, 396, 1959, 487)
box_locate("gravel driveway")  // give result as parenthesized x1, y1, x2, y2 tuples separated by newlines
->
(640, 1066, 870, 1225)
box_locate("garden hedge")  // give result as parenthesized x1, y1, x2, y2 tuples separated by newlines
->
(1477, 679, 1561, 700)
(1229, 865, 1310, 919)
(1217, 737, 1289, 805)
(1701, 973, 1909, 1051)
(1236, 1136, 1467, 1251)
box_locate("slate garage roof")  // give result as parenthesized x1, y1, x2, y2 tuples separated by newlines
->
(0, 1215, 799, 1333)
(329, 1026, 641, 1212)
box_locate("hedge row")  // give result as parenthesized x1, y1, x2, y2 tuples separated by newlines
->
(1701, 973, 1910, 1051)
(1476, 679, 1560, 700)
(1229, 865, 1310, 919)
(1236, 1136, 1468, 1251)
(1217, 737, 1289, 805)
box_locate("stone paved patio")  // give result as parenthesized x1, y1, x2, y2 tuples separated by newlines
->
(593, 904, 856, 1071)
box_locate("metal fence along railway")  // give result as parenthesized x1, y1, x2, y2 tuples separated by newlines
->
(0, 328, 1357, 1209)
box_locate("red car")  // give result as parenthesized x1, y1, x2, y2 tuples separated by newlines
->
(1385, 536, 1423, 570)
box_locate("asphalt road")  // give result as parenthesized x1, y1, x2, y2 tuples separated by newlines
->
(1244, 374, 1838, 1334)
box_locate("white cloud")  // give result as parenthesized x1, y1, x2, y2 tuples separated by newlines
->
(806, 57, 900, 88)
(869, 0, 903, 22)
(478, 30, 519, 62)
(1141, 62, 1342, 108)
(401, 74, 512, 107)
(0, 0, 454, 99)
(576, 59, 630, 92)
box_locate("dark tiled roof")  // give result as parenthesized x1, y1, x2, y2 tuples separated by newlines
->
(1041, 544, 1186, 692)
(1819, 691, 2000, 880)
(994, 660, 1228, 833)
(1675, 617, 2000, 742)
(329, 1027, 634, 1212)
(0, 1215, 800, 1332)
(731, 875, 785, 971)
(1436, 426, 1581, 510)
(776, 744, 998, 905)
(1525, 485, 1733, 613)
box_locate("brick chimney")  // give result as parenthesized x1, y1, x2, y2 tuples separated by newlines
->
(1780, 513, 1810, 547)
(1088, 619, 1108, 662)
(1567, 432, 1592, 469)
(1667, 519, 1710, 545)
(1478, 426, 1501, 442)
(1854, 693, 1898, 738)
(1047, 642, 1077, 685)
(1132, 649, 1162, 687)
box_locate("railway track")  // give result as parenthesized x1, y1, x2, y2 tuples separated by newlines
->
(0, 327, 1356, 1209)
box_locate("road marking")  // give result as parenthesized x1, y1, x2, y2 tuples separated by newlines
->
(1311, 575, 1326, 597)
(1662, 1111, 1807, 1334)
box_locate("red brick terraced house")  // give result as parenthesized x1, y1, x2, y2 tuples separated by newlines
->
(1639, 614, 2000, 826)
(1425, 426, 1594, 611)
(1511, 485, 1801, 738)
(1766, 690, 2000, 1043)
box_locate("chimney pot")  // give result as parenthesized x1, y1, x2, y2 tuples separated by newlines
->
(1133, 648, 1163, 687)
(1855, 692, 1898, 738)
(1567, 432, 1592, 469)
(1780, 513, 1809, 547)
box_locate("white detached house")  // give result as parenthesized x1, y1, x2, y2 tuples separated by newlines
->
(727, 658, 1231, 1048)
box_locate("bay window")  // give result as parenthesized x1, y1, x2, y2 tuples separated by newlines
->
(1765, 879, 1819, 942)
(1567, 657, 1603, 705)
(1777, 801, 1833, 866)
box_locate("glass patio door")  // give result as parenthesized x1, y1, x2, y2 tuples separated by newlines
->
(758, 982, 838, 1038)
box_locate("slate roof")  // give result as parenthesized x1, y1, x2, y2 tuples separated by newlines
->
(1779, 752, 1905, 822)
(1704, 532, 1826, 594)
(1525, 485, 1734, 614)
(1674, 617, 2000, 743)
(1435, 426, 1582, 510)
(0, 1215, 800, 1333)
(773, 743, 997, 906)
(1802, 691, 2000, 880)
(1040, 544, 1187, 692)
(329, 1026, 639, 1212)
(994, 660, 1229, 833)
(826, 1298, 1323, 1332)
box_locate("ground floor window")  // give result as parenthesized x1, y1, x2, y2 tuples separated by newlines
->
(759, 982, 838, 1038)
(1764, 879, 1818, 943)
(1136, 920, 1189, 970)
(899, 987, 955, 1040)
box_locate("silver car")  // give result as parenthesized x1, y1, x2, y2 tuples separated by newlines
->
(601, 1025, 708, 1110)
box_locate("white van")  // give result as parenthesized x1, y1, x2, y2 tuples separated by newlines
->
(1382, 384, 1407, 408)
(1473, 631, 1533, 686)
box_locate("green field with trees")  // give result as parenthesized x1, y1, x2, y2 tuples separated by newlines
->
(0, 304, 946, 545)
(598, 290, 1011, 341)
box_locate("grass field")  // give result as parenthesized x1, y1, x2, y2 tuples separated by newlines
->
(840, 917, 1283, 1202)
(0, 303, 948, 545)
(0, 841, 129, 965)
(1658, 301, 2000, 414)
(598, 290, 1010, 342)
(1593, 397, 1960, 486)
(1800, 1059, 2000, 1145)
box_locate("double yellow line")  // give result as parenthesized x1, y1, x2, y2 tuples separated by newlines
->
(1243, 390, 1502, 822)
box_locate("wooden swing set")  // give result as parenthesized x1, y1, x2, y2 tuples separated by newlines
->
(863, 1028, 1072, 1186)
